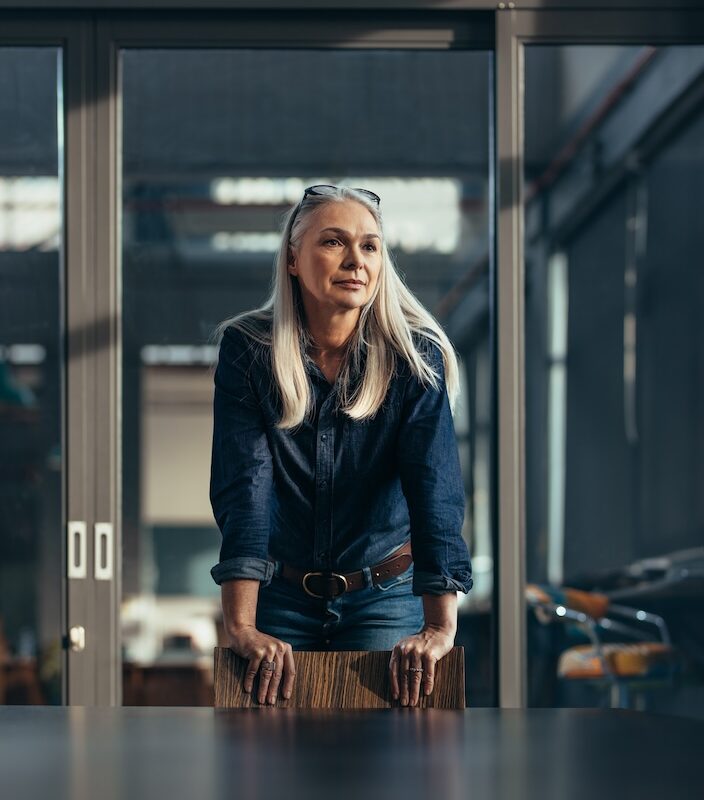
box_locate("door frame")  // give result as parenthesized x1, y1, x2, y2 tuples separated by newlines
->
(95, 7, 496, 708)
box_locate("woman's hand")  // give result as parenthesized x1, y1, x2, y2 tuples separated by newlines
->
(389, 624, 456, 706)
(226, 623, 296, 705)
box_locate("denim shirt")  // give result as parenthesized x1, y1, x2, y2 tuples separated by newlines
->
(209, 317, 473, 597)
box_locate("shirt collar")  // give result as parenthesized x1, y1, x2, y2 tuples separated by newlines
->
(302, 338, 368, 387)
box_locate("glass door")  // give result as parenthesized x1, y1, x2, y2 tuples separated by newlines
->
(523, 42, 704, 719)
(0, 46, 64, 705)
(117, 42, 496, 706)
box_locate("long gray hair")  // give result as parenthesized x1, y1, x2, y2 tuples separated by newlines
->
(212, 184, 460, 431)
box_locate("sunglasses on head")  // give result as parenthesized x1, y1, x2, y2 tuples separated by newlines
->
(303, 184, 381, 205)
(290, 184, 381, 229)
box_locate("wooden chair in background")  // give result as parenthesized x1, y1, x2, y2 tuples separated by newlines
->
(213, 646, 466, 709)
(526, 583, 680, 710)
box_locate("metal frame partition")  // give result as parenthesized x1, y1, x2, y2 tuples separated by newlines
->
(1, 2, 703, 707)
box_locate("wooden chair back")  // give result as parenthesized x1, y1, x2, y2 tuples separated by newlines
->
(214, 646, 465, 709)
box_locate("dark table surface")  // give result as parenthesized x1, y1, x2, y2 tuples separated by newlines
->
(1, 706, 703, 800)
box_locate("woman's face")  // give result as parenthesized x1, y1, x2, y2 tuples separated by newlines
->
(288, 199, 382, 317)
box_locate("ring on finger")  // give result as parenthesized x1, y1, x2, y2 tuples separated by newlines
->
(260, 659, 276, 672)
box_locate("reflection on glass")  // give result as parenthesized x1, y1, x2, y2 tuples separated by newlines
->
(120, 48, 494, 706)
(525, 45, 704, 720)
(0, 47, 63, 705)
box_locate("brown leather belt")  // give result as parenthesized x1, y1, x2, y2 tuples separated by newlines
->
(276, 540, 413, 600)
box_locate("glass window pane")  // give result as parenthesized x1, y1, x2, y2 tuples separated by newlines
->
(525, 45, 704, 720)
(0, 47, 63, 705)
(120, 48, 494, 707)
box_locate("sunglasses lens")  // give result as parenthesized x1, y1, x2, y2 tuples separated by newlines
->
(354, 188, 381, 205)
(305, 184, 336, 196)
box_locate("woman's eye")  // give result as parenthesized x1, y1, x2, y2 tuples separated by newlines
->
(323, 238, 376, 251)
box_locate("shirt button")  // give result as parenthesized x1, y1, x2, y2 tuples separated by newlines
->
(321, 434, 327, 441)
(319, 552, 328, 560)
(319, 479, 327, 488)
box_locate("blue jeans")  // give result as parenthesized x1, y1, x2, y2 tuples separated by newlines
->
(255, 558, 425, 651)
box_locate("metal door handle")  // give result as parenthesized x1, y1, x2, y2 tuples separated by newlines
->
(94, 522, 114, 580)
(67, 521, 87, 579)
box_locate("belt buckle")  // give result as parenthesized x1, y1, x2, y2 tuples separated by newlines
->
(302, 571, 349, 599)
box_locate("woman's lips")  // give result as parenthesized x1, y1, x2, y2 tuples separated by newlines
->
(336, 281, 364, 289)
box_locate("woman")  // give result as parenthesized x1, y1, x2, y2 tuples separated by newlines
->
(209, 184, 473, 707)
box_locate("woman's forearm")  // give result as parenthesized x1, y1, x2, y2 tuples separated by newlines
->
(221, 578, 260, 632)
(422, 592, 458, 635)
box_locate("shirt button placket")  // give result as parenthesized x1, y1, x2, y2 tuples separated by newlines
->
(315, 398, 335, 569)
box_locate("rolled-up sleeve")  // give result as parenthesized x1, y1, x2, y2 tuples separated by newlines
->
(209, 326, 275, 587)
(396, 338, 474, 597)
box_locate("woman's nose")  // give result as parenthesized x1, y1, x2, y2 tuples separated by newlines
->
(344, 244, 367, 268)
